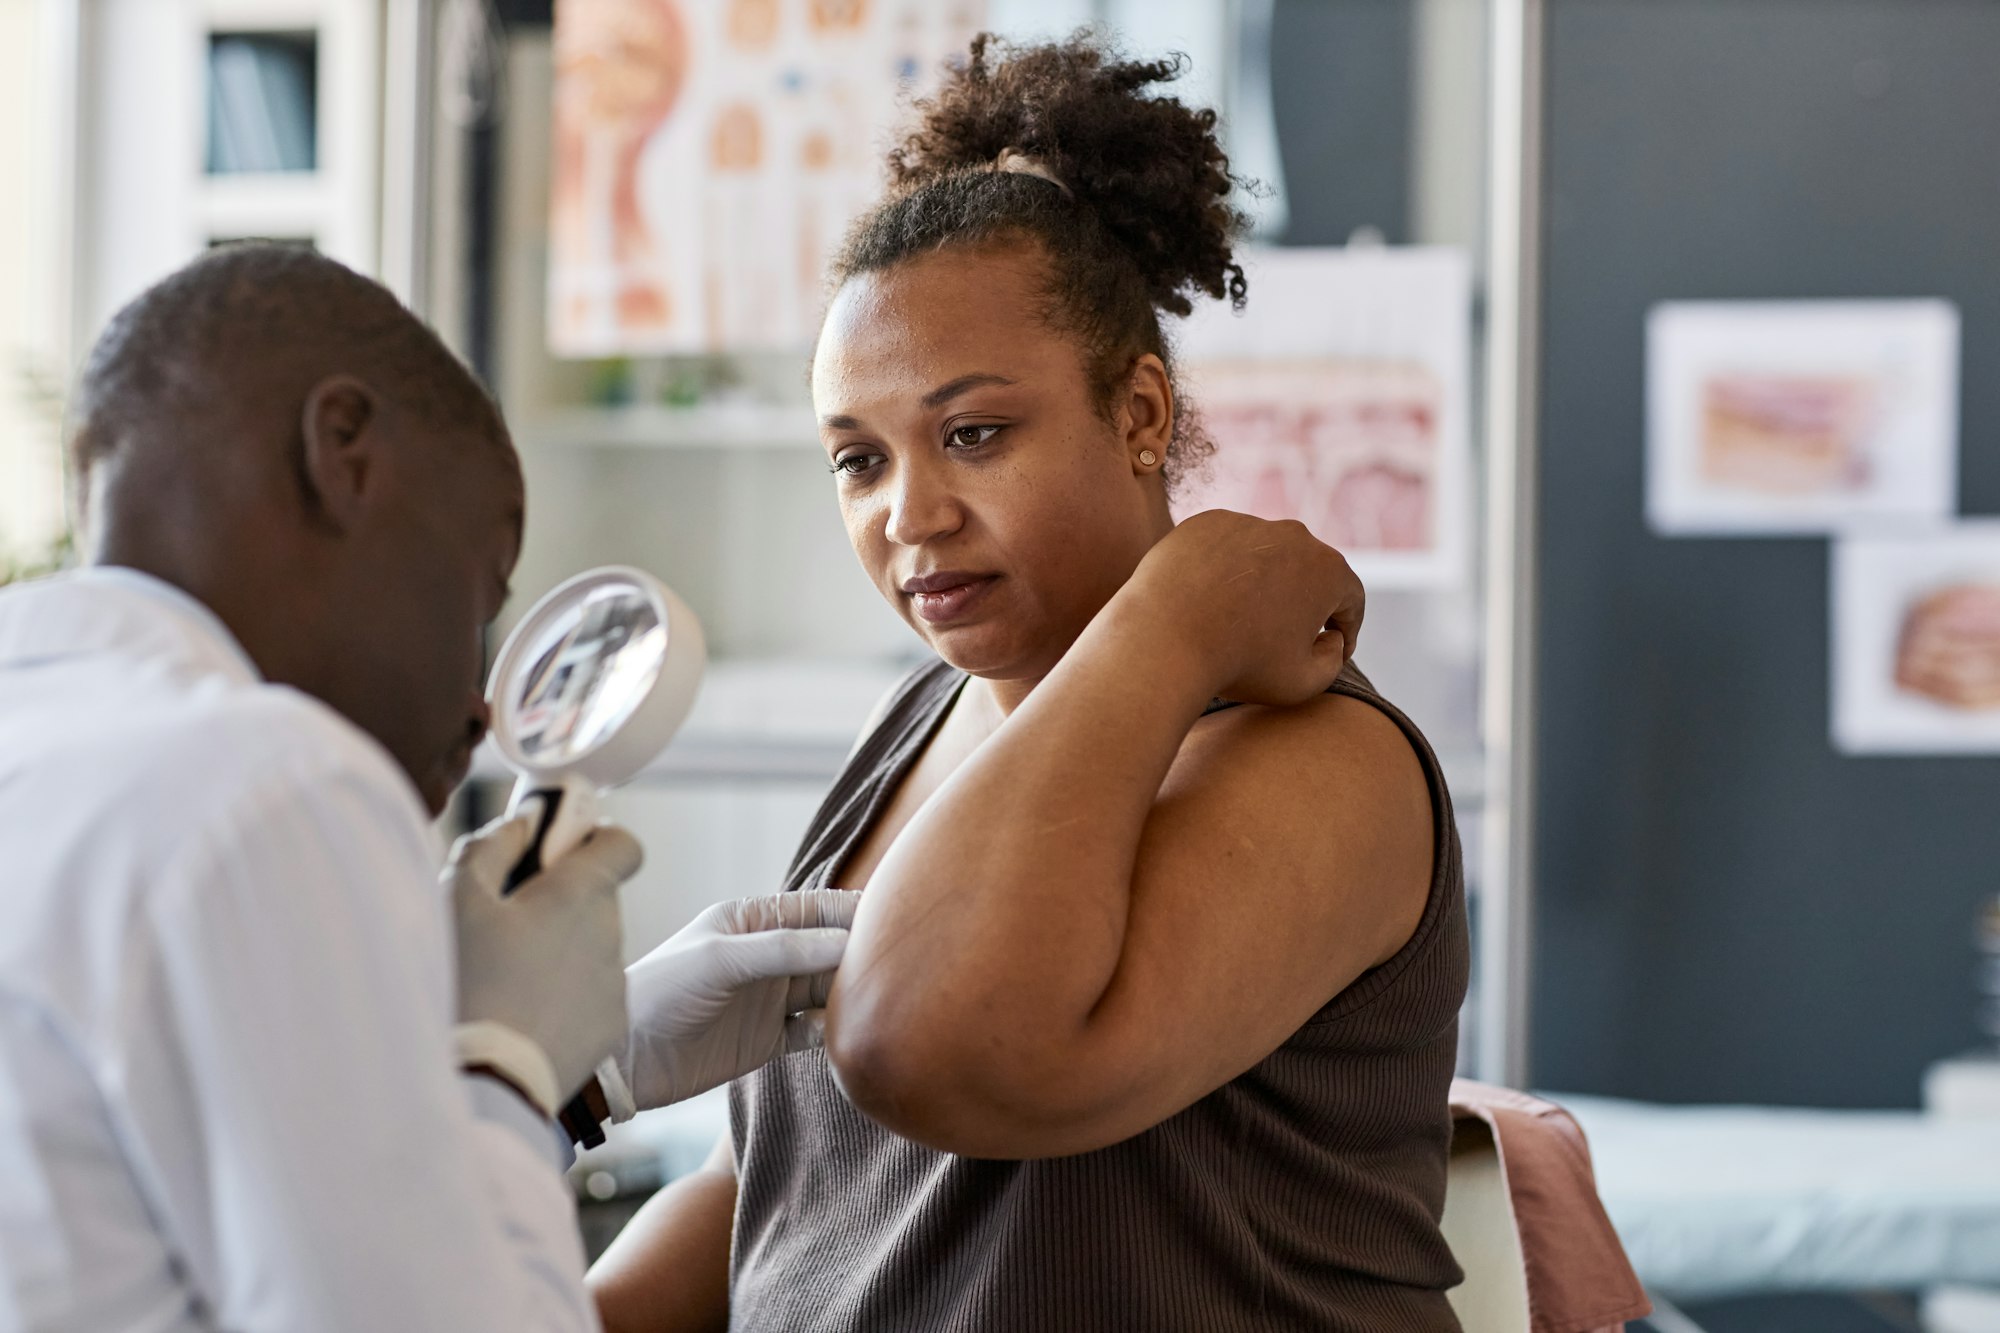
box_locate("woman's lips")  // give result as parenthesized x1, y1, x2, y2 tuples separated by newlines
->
(905, 575, 998, 625)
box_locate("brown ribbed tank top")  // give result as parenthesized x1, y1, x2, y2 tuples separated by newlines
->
(729, 658, 1469, 1332)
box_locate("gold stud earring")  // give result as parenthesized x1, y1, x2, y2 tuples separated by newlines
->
(1138, 449, 1158, 468)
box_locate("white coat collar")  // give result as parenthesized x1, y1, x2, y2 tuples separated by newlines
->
(0, 565, 263, 683)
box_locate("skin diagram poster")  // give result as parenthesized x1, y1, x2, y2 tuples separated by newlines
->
(1833, 523, 2000, 755)
(1647, 301, 1960, 536)
(549, 0, 984, 355)
(1170, 246, 1473, 589)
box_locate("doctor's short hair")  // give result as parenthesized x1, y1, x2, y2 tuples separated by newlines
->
(68, 243, 502, 492)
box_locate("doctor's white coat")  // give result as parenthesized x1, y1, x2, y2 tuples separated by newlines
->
(0, 568, 601, 1332)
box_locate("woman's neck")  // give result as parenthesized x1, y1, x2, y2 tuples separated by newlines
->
(972, 672, 1035, 722)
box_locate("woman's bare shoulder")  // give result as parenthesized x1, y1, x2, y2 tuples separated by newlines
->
(1171, 688, 1433, 828)
(1147, 688, 1436, 961)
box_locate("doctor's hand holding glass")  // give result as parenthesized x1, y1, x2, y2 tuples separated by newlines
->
(451, 563, 860, 1142)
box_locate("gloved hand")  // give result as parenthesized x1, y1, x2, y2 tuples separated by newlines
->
(447, 811, 644, 1118)
(612, 890, 861, 1114)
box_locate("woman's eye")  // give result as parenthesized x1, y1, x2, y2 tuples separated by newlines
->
(829, 453, 880, 478)
(948, 424, 1002, 448)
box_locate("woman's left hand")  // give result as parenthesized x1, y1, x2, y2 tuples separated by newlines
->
(1123, 510, 1365, 708)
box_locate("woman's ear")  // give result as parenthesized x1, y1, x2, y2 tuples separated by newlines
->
(297, 375, 382, 533)
(1119, 353, 1174, 474)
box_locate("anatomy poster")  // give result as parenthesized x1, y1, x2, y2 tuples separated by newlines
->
(1647, 301, 1959, 535)
(550, 0, 983, 355)
(1171, 247, 1473, 588)
(1833, 523, 2000, 755)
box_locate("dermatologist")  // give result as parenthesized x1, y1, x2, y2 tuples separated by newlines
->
(0, 245, 852, 1332)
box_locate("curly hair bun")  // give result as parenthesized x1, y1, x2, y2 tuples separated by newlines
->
(886, 31, 1249, 318)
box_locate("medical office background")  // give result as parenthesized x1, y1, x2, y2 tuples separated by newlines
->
(1, 2, 1996, 1331)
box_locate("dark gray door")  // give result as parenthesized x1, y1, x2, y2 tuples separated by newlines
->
(1533, 0, 2000, 1107)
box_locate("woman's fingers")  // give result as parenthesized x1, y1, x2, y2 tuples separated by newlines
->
(1138, 509, 1368, 705)
(784, 967, 838, 1013)
(1279, 633, 1350, 704)
(783, 1010, 828, 1055)
(1233, 519, 1364, 701)
(1319, 546, 1365, 661)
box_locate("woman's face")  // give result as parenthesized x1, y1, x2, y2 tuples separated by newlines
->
(813, 241, 1174, 683)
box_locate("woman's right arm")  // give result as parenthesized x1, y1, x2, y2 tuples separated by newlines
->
(588, 1134, 736, 1333)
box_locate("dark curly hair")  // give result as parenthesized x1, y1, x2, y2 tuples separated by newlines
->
(829, 31, 1250, 491)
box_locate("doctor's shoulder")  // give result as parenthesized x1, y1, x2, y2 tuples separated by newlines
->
(0, 675, 441, 1012)
(105, 680, 437, 890)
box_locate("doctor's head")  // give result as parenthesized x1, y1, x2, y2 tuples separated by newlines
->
(68, 244, 521, 816)
(812, 34, 1246, 685)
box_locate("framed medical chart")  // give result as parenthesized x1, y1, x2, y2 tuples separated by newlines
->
(1646, 300, 1960, 536)
(1170, 246, 1474, 589)
(548, 0, 984, 356)
(1832, 522, 2000, 755)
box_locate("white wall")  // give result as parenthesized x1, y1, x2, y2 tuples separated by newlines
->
(0, 0, 70, 562)
(74, 0, 382, 348)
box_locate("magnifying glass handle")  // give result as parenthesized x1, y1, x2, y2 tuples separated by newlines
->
(501, 773, 600, 895)
(497, 774, 620, 1147)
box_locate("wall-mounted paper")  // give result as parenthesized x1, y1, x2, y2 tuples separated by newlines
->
(1833, 523, 2000, 755)
(1170, 246, 1473, 589)
(1647, 301, 1959, 535)
(548, 0, 983, 356)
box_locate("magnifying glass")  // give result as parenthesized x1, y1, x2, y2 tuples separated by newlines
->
(486, 565, 706, 889)
(484, 566, 705, 1145)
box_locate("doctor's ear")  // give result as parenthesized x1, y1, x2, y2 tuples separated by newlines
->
(297, 375, 383, 533)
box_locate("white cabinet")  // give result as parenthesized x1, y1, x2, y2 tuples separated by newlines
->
(74, 0, 383, 345)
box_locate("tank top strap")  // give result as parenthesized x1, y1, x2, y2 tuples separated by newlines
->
(781, 657, 964, 894)
(1311, 661, 1466, 1027)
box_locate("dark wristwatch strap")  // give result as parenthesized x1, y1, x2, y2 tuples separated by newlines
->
(559, 1078, 611, 1149)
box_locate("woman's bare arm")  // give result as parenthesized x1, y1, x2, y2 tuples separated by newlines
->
(824, 517, 1431, 1158)
(588, 1134, 735, 1333)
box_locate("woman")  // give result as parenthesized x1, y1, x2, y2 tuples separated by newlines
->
(591, 34, 1468, 1332)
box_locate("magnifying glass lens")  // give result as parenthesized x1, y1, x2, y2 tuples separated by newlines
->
(510, 584, 668, 768)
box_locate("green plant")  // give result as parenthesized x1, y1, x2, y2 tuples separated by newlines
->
(1, 351, 71, 587)
(0, 528, 74, 588)
(15, 353, 64, 428)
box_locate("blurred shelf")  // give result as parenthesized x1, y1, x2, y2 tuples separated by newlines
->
(524, 404, 820, 451)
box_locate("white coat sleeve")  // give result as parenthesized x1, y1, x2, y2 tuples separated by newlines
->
(121, 757, 601, 1333)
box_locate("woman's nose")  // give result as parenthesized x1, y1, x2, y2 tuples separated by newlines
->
(883, 458, 964, 547)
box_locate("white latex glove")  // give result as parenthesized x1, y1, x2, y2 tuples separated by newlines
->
(448, 811, 644, 1117)
(613, 890, 860, 1115)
